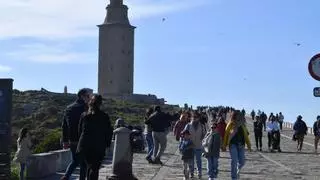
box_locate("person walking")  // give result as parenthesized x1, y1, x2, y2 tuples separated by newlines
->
(216, 116, 226, 150)
(278, 112, 284, 130)
(293, 115, 307, 152)
(253, 115, 263, 151)
(203, 122, 221, 180)
(145, 106, 171, 164)
(61, 88, 91, 180)
(313, 116, 320, 153)
(77, 94, 113, 180)
(251, 110, 256, 120)
(13, 128, 32, 180)
(266, 116, 281, 152)
(173, 112, 189, 141)
(261, 112, 267, 131)
(179, 129, 194, 180)
(222, 111, 251, 180)
(184, 111, 206, 179)
(144, 107, 154, 163)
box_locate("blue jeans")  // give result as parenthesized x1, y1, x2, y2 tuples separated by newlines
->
(145, 132, 154, 158)
(229, 144, 245, 180)
(207, 156, 219, 178)
(64, 144, 87, 180)
(190, 148, 202, 176)
(20, 163, 25, 180)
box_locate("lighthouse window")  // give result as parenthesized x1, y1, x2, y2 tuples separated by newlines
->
(121, 49, 125, 54)
(109, 80, 113, 84)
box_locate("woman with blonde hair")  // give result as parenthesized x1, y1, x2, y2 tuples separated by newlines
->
(222, 111, 251, 180)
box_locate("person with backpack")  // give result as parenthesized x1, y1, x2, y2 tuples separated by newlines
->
(179, 129, 194, 180)
(202, 122, 221, 180)
(253, 115, 263, 151)
(184, 111, 206, 179)
(313, 116, 320, 153)
(222, 111, 251, 180)
(293, 115, 308, 152)
(13, 128, 32, 180)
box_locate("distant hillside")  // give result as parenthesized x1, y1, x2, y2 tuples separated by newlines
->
(11, 89, 180, 153)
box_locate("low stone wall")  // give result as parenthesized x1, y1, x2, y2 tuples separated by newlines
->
(26, 152, 58, 179)
(26, 141, 114, 179)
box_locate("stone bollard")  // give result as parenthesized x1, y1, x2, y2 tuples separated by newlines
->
(108, 127, 137, 180)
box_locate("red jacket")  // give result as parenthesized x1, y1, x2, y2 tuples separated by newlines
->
(173, 121, 188, 141)
(216, 121, 226, 139)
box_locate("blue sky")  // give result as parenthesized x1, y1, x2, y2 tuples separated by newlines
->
(1, 0, 320, 126)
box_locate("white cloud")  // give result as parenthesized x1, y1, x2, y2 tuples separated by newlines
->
(0, 0, 211, 39)
(7, 43, 95, 64)
(0, 65, 12, 72)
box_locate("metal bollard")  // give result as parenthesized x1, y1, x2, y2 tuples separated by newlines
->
(108, 127, 137, 180)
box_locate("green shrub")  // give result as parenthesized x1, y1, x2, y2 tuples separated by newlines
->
(33, 129, 61, 154)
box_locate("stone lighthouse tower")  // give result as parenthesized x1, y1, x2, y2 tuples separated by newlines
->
(98, 0, 135, 96)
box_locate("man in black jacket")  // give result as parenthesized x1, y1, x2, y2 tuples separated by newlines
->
(61, 88, 91, 180)
(77, 94, 113, 180)
(145, 106, 171, 164)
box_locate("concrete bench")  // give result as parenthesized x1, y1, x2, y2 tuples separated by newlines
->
(26, 141, 114, 179)
(26, 152, 58, 179)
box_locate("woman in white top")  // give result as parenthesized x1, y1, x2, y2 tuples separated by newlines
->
(266, 116, 281, 152)
(13, 128, 32, 180)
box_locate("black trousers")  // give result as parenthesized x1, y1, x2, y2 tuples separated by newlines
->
(279, 122, 283, 130)
(254, 132, 262, 149)
(268, 131, 280, 149)
(84, 153, 103, 180)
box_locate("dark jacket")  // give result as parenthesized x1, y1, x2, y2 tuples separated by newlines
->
(313, 121, 320, 136)
(293, 120, 307, 135)
(62, 99, 87, 143)
(145, 111, 171, 132)
(179, 139, 194, 160)
(206, 132, 221, 158)
(77, 110, 113, 158)
(254, 120, 263, 135)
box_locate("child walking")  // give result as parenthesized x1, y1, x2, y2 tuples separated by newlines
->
(13, 128, 32, 180)
(203, 122, 221, 180)
(179, 129, 194, 180)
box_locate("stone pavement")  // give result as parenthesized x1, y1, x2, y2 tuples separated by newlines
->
(46, 118, 320, 180)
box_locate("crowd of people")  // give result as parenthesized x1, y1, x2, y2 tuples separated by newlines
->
(172, 107, 250, 180)
(11, 88, 320, 180)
